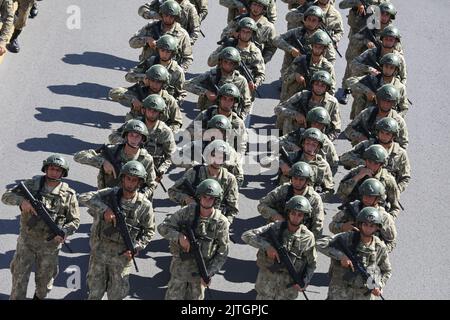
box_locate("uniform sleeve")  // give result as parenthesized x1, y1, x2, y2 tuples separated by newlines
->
(78, 190, 110, 217)
(129, 24, 151, 49)
(168, 168, 196, 205)
(62, 191, 81, 236)
(178, 31, 194, 71)
(396, 115, 409, 149)
(309, 194, 325, 240)
(337, 168, 359, 200)
(339, 141, 367, 169)
(184, 72, 211, 96)
(1, 179, 35, 207)
(207, 218, 230, 275)
(166, 98, 183, 133)
(303, 237, 318, 285)
(241, 223, 274, 250)
(157, 208, 187, 241)
(351, 49, 374, 76)
(385, 175, 401, 219)
(73, 149, 105, 169)
(257, 187, 284, 221)
(187, 7, 201, 45)
(344, 110, 366, 143)
(380, 213, 397, 253)
(252, 49, 266, 87)
(328, 209, 348, 235)
(378, 246, 392, 288)
(207, 46, 223, 67)
(219, 0, 245, 9)
(396, 150, 411, 193)
(223, 175, 239, 219)
(138, 2, 160, 20)
(135, 203, 156, 251)
(274, 28, 297, 53)
(316, 234, 347, 261)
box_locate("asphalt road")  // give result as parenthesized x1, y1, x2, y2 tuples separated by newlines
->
(0, 0, 449, 300)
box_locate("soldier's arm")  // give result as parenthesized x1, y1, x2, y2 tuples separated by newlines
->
(238, 76, 253, 119)
(273, 28, 297, 53)
(337, 169, 359, 200)
(179, 33, 194, 71)
(108, 129, 125, 145)
(1, 179, 35, 207)
(267, 0, 277, 23)
(0, 0, 14, 49)
(167, 99, 183, 133)
(109, 86, 140, 108)
(351, 49, 374, 76)
(309, 194, 325, 240)
(343, 111, 366, 143)
(328, 209, 350, 235)
(207, 46, 223, 67)
(378, 246, 392, 288)
(325, 140, 340, 173)
(257, 187, 283, 220)
(386, 177, 401, 219)
(252, 50, 266, 87)
(397, 116, 409, 149)
(396, 151, 411, 193)
(73, 149, 105, 169)
(397, 86, 409, 117)
(339, 0, 362, 9)
(184, 72, 211, 96)
(129, 24, 152, 49)
(279, 134, 300, 152)
(398, 55, 407, 85)
(380, 213, 397, 253)
(274, 93, 303, 119)
(135, 203, 156, 251)
(187, 7, 201, 45)
(223, 175, 240, 219)
(327, 63, 338, 95)
(167, 169, 196, 205)
(330, 11, 344, 43)
(346, 75, 374, 96)
(303, 236, 318, 285)
(171, 67, 187, 104)
(241, 223, 274, 250)
(196, 0, 208, 21)
(62, 190, 81, 236)
(316, 234, 347, 260)
(207, 217, 230, 275)
(158, 130, 176, 174)
(157, 207, 187, 240)
(77, 190, 110, 216)
(320, 161, 335, 192)
(220, 20, 238, 39)
(262, 26, 278, 63)
(328, 100, 342, 133)
(219, 0, 245, 10)
(138, 2, 160, 20)
(339, 141, 367, 169)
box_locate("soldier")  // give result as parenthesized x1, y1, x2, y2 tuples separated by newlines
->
(220, 0, 277, 23)
(0, 0, 14, 56)
(280, 29, 336, 102)
(317, 207, 392, 300)
(279, 107, 339, 174)
(220, 0, 278, 64)
(209, 17, 265, 100)
(285, 0, 314, 30)
(340, 117, 411, 193)
(125, 34, 187, 105)
(73, 119, 157, 198)
(129, 0, 193, 70)
(344, 84, 408, 149)
(282, 0, 315, 10)
(186, 83, 248, 155)
(138, 0, 201, 45)
(1, 154, 80, 300)
(278, 128, 334, 196)
(109, 95, 176, 186)
(168, 139, 239, 223)
(6, 0, 36, 53)
(258, 162, 324, 239)
(351, 25, 407, 85)
(185, 47, 252, 120)
(158, 179, 230, 300)
(189, 0, 208, 22)
(275, 70, 341, 139)
(346, 52, 408, 119)
(329, 178, 397, 252)
(79, 161, 155, 300)
(109, 66, 183, 133)
(242, 196, 317, 300)
(337, 144, 400, 218)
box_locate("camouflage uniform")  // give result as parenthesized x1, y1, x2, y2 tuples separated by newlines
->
(221, 14, 277, 63)
(109, 86, 183, 133)
(339, 0, 387, 38)
(138, 0, 201, 45)
(279, 128, 339, 174)
(275, 90, 341, 137)
(344, 106, 408, 149)
(184, 68, 252, 120)
(329, 201, 396, 252)
(168, 165, 239, 221)
(242, 221, 317, 300)
(73, 144, 157, 196)
(0, 0, 14, 49)
(346, 74, 408, 118)
(337, 166, 401, 218)
(157, 203, 230, 300)
(339, 138, 411, 193)
(109, 119, 176, 177)
(125, 56, 187, 105)
(12, 0, 34, 30)
(79, 187, 155, 300)
(258, 183, 324, 239)
(1, 176, 80, 300)
(281, 53, 336, 101)
(189, 0, 208, 22)
(220, 0, 277, 23)
(129, 21, 193, 70)
(186, 105, 248, 154)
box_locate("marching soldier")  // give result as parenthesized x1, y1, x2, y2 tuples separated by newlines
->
(0, 0, 14, 56)
(220, 0, 277, 23)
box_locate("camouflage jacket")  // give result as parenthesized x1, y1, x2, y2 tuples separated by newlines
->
(339, 0, 388, 36)
(189, 0, 208, 21)
(220, 0, 277, 23)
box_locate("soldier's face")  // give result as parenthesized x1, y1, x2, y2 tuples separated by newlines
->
(382, 64, 396, 77)
(380, 11, 391, 24)
(126, 132, 144, 148)
(360, 222, 378, 237)
(219, 95, 235, 112)
(162, 14, 176, 26)
(158, 48, 173, 62)
(208, 152, 225, 168)
(302, 138, 320, 156)
(250, 3, 264, 16)
(221, 59, 237, 73)
(312, 81, 328, 96)
(318, 0, 329, 6)
(377, 130, 394, 144)
(288, 210, 305, 227)
(382, 36, 396, 49)
(310, 122, 325, 131)
(312, 44, 325, 56)
(46, 165, 64, 180)
(200, 195, 216, 210)
(378, 99, 394, 112)
(148, 79, 164, 93)
(362, 195, 379, 207)
(239, 28, 253, 42)
(365, 159, 383, 173)
(145, 108, 160, 122)
(292, 176, 308, 191)
(122, 175, 141, 193)
(304, 16, 321, 31)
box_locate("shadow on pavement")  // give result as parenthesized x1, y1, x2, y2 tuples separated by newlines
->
(310, 272, 330, 287)
(17, 134, 101, 155)
(257, 80, 281, 100)
(55, 253, 90, 300)
(0, 216, 20, 236)
(0, 250, 15, 270)
(48, 82, 112, 100)
(207, 288, 257, 300)
(221, 256, 258, 285)
(231, 215, 265, 245)
(62, 52, 136, 71)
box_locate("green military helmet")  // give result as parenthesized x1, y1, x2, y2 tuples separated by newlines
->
(310, 29, 331, 46)
(285, 195, 312, 216)
(358, 178, 386, 197)
(219, 47, 241, 64)
(156, 34, 178, 52)
(195, 178, 223, 199)
(310, 70, 333, 88)
(142, 94, 167, 112)
(119, 160, 147, 181)
(380, 25, 401, 41)
(160, 0, 181, 17)
(289, 161, 313, 181)
(238, 17, 257, 32)
(304, 5, 324, 22)
(380, 53, 401, 68)
(356, 206, 382, 227)
(121, 119, 149, 142)
(376, 84, 399, 103)
(218, 83, 241, 103)
(204, 139, 231, 159)
(301, 127, 325, 147)
(379, 2, 397, 19)
(207, 114, 232, 130)
(306, 106, 331, 126)
(145, 64, 170, 84)
(363, 144, 388, 164)
(41, 154, 69, 177)
(250, 0, 270, 8)
(375, 117, 399, 136)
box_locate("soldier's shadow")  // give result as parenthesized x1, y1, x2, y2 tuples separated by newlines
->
(35, 106, 124, 129)
(0, 216, 20, 236)
(180, 100, 199, 120)
(309, 272, 330, 287)
(220, 256, 258, 285)
(0, 250, 15, 270)
(239, 174, 278, 201)
(56, 253, 91, 300)
(62, 52, 136, 71)
(0, 293, 9, 300)
(47, 82, 112, 100)
(17, 133, 101, 156)
(257, 80, 281, 100)
(231, 215, 266, 245)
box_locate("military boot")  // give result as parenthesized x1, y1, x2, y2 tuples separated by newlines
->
(29, 3, 38, 18)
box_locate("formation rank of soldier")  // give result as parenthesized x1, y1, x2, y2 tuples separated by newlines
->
(1, 0, 411, 300)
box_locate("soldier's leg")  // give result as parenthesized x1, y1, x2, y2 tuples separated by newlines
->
(254, 269, 278, 300)
(186, 280, 205, 300)
(9, 238, 35, 300)
(106, 258, 131, 300)
(86, 254, 108, 300)
(34, 249, 59, 299)
(165, 276, 189, 300)
(7, 0, 35, 53)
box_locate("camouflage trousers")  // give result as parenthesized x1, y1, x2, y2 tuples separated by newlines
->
(15, 0, 35, 30)
(327, 282, 377, 300)
(86, 243, 132, 300)
(10, 236, 59, 300)
(165, 257, 205, 300)
(255, 268, 299, 300)
(349, 93, 369, 120)
(342, 39, 366, 88)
